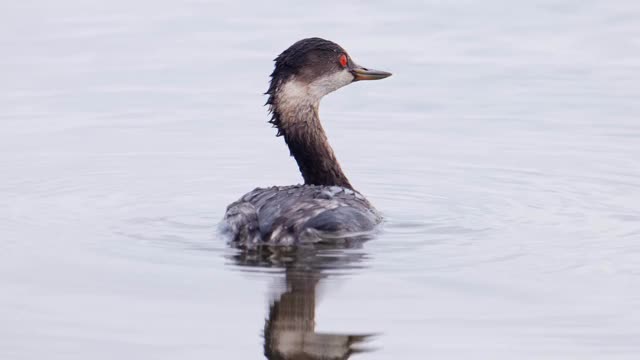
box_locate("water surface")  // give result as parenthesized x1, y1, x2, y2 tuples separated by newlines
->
(2, 1, 640, 359)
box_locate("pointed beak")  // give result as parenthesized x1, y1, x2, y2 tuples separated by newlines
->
(350, 64, 392, 81)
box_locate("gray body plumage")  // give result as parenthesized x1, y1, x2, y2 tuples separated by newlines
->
(221, 185, 381, 246)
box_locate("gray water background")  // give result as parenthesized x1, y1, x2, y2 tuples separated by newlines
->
(2, 0, 640, 358)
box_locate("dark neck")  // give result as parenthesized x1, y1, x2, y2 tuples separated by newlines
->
(271, 101, 353, 189)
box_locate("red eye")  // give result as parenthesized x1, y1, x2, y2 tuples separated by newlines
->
(339, 54, 348, 67)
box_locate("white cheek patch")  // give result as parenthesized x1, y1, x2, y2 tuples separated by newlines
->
(275, 70, 354, 127)
(274, 79, 317, 129)
(307, 70, 354, 99)
(278, 70, 354, 106)
(278, 80, 309, 105)
(276, 80, 315, 122)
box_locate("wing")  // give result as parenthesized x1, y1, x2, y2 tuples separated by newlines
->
(221, 185, 381, 246)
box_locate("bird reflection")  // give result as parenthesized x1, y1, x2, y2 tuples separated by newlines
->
(230, 245, 376, 359)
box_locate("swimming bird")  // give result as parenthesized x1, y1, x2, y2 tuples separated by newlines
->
(221, 38, 391, 246)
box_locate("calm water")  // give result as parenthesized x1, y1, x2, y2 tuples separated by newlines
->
(2, 1, 640, 359)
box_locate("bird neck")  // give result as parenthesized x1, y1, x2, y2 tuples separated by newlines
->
(269, 80, 353, 189)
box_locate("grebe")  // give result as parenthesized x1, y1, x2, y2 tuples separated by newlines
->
(221, 38, 391, 246)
